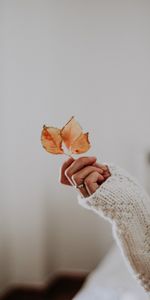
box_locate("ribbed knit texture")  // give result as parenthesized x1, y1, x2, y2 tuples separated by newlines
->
(77, 164, 150, 295)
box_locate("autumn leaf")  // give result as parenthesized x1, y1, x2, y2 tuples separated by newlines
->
(41, 117, 91, 156)
(41, 126, 64, 154)
(60, 116, 83, 149)
(70, 132, 90, 154)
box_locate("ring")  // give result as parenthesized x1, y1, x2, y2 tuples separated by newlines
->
(75, 183, 85, 189)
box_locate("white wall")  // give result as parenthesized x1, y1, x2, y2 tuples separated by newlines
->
(1, 0, 150, 294)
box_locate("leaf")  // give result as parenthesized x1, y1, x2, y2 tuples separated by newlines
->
(41, 117, 91, 156)
(71, 132, 91, 154)
(60, 116, 83, 149)
(41, 125, 64, 154)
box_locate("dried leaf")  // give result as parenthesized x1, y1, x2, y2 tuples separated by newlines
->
(60, 116, 82, 149)
(71, 133, 91, 154)
(41, 117, 91, 156)
(41, 126, 64, 154)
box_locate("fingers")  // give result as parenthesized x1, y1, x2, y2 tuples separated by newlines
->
(103, 170, 111, 179)
(76, 185, 89, 198)
(64, 156, 97, 185)
(59, 156, 97, 186)
(93, 162, 108, 171)
(71, 166, 104, 197)
(94, 162, 111, 179)
(59, 156, 111, 198)
(77, 168, 110, 198)
(59, 157, 74, 185)
(71, 165, 104, 187)
(84, 171, 104, 195)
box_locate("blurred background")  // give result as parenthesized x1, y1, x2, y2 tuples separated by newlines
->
(0, 0, 150, 298)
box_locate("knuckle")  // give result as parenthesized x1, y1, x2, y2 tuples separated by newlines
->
(84, 178, 91, 186)
(88, 165, 103, 174)
(91, 166, 98, 173)
(85, 166, 95, 173)
(71, 174, 79, 185)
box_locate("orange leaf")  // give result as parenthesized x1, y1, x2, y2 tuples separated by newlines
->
(60, 116, 83, 149)
(71, 132, 91, 154)
(41, 125, 64, 154)
(41, 117, 91, 156)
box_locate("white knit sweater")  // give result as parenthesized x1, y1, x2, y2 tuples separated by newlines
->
(77, 164, 150, 295)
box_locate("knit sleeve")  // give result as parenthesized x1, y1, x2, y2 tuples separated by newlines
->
(77, 164, 150, 293)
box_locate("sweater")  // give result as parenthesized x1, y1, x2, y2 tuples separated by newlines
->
(77, 164, 150, 295)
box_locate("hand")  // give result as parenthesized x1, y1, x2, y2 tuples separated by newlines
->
(59, 156, 111, 197)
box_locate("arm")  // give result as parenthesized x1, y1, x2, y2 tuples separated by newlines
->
(78, 163, 150, 292)
(60, 157, 150, 293)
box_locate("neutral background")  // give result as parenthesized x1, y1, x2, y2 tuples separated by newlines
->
(1, 0, 150, 295)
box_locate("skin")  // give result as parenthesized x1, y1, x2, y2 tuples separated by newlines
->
(59, 156, 111, 197)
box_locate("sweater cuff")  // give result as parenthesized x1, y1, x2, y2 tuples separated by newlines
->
(77, 163, 137, 221)
(77, 163, 117, 215)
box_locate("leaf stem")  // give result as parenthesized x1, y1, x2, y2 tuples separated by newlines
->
(64, 152, 73, 159)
